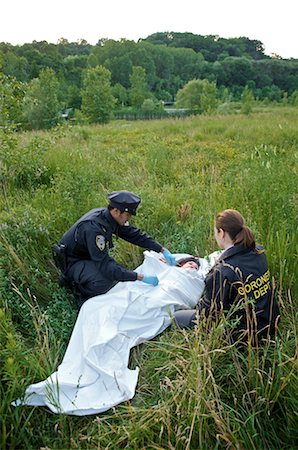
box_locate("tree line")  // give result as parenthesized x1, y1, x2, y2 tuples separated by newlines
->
(1, 32, 298, 129)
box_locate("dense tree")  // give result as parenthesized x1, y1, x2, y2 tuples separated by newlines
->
(227, 37, 267, 60)
(176, 78, 218, 113)
(171, 47, 205, 83)
(144, 44, 174, 91)
(62, 54, 88, 84)
(219, 56, 254, 87)
(22, 68, 61, 129)
(17, 41, 64, 77)
(260, 84, 283, 101)
(88, 39, 136, 67)
(252, 59, 298, 93)
(60, 54, 88, 108)
(104, 55, 133, 88)
(112, 83, 128, 106)
(81, 65, 115, 123)
(57, 38, 92, 57)
(129, 66, 153, 107)
(141, 98, 156, 113)
(13, 44, 44, 79)
(0, 33, 297, 118)
(142, 32, 268, 61)
(130, 45, 156, 88)
(241, 86, 254, 114)
(60, 82, 82, 110)
(289, 90, 298, 105)
(0, 74, 25, 127)
(1, 51, 29, 81)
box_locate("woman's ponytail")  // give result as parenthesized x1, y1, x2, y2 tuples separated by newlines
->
(234, 224, 255, 248)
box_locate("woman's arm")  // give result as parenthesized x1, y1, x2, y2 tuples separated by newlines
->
(198, 265, 232, 317)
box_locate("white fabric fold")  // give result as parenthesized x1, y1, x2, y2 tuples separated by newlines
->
(13, 250, 220, 415)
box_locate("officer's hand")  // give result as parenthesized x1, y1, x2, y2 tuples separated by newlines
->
(142, 275, 159, 286)
(162, 248, 176, 266)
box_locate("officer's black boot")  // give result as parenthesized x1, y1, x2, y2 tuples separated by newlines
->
(71, 282, 86, 310)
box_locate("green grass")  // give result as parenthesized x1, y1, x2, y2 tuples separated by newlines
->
(0, 106, 297, 449)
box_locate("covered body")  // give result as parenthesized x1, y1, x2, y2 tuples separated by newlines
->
(14, 251, 218, 415)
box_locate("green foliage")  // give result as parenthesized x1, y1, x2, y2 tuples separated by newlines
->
(220, 56, 254, 87)
(129, 65, 153, 107)
(81, 65, 115, 124)
(22, 68, 62, 129)
(124, 319, 297, 449)
(141, 98, 157, 113)
(241, 85, 254, 114)
(176, 78, 218, 113)
(1, 36, 298, 122)
(0, 73, 25, 128)
(111, 82, 128, 106)
(0, 131, 53, 192)
(144, 32, 268, 61)
(289, 89, 298, 106)
(0, 108, 297, 448)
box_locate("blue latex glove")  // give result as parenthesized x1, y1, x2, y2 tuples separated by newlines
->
(162, 248, 176, 266)
(142, 275, 159, 286)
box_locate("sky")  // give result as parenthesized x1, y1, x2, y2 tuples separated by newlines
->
(1, 0, 297, 59)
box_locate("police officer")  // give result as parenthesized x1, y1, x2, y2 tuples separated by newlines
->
(58, 190, 176, 307)
(174, 209, 280, 342)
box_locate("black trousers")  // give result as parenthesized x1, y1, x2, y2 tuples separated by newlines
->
(66, 260, 116, 304)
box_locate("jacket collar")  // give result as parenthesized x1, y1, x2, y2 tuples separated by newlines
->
(218, 244, 251, 262)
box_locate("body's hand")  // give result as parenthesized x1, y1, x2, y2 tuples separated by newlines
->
(162, 248, 176, 266)
(137, 274, 159, 286)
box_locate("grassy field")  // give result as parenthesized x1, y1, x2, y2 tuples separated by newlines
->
(0, 107, 297, 449)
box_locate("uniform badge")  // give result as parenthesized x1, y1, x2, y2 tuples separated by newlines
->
(96, 235, 106, 251)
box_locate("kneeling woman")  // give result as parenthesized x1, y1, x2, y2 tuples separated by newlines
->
(174, 209, 280, 342)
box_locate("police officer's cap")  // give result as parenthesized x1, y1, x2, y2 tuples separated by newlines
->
(108, 190, 141, 215)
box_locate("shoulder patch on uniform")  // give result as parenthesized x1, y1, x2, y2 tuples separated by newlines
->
(96, 235, 106, 251)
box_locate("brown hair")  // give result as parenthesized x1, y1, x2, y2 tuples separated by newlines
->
(215, 209, 255, 249)
(176, 256, 200, 268)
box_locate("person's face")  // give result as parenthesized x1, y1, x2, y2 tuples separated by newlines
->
(181, 260, 199, 270)
(112, 209, 132, 226)
(214, 225, 225, 249)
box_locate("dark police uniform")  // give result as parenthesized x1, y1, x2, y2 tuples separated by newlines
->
(59, 192, 163, 305)
(174, 244, 280, 341)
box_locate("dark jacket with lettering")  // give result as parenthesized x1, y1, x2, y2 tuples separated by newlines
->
(60, 208, 163, 283)
(198, 244, 280, 337)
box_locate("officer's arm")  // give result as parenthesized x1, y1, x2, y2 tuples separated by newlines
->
(85, 224, 138, 282)
(118, 224, 163, 253)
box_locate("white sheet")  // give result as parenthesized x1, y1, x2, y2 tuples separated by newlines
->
(14, 250, 220, 415)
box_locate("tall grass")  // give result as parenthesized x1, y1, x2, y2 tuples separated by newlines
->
(0, 106, 297, 448)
